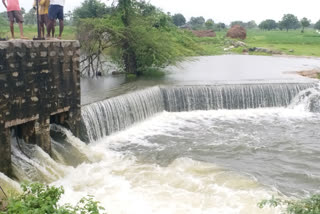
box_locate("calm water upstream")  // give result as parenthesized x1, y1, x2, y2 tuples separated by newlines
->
(1, 55, 320, 214)
(81, 55, 320, 105)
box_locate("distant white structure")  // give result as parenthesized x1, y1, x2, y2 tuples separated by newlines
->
(316, 30, 320, 34)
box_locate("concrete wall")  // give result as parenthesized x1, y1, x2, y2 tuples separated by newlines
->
(0, 40, 81, 176)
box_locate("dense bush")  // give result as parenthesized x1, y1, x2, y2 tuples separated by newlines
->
(258, 194, 320, 214)
(1, 183, 105, 214)
(77, 0, 202, 77)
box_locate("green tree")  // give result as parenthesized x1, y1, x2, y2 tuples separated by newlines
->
(315, 20, 320, 30)
(20, 7, 26, 16)
(64, 10, 74, 25)
(77, 0, 201, 76)
(189, 16, 205, 29)
(172, 13, 186, 26)
(73, 0, 111, 19)
(216, 22, 226, 31)
(281, 14, 300, 31)
(24, 8, 36, 25)
(300, 17, 310, 33)
(247, 20, 257, 29)
(205, 19, 214, 29)
(259, 19, 278, 31)
(230, 21, 246, 28)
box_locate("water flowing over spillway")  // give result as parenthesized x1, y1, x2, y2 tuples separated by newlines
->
(2, 82, 320, 214)
(82, 83, 317, 141)
(162, 83, 316, 111)
(81, 87, 165, 142)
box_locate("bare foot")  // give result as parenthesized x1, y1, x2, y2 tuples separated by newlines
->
(20, 36, 28, 39)
(57, 36, 62, 40)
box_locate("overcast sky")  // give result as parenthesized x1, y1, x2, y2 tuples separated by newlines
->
(1, 0, 319, 24)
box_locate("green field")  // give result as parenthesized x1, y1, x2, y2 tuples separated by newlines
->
(1, 25, 320, 57)
(197, 29, 320, 57)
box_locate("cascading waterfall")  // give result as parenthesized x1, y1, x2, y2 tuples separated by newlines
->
(81, 86, 165, 142)
(162, 83, 317, 111)
(82, 83, 317, 142)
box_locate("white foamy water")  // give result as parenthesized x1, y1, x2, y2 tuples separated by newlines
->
(2, 83, 320, 213)
(54, 151, 281, 214)
(51, 107, 320, 214)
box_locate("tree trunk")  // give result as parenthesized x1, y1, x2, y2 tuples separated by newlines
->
(118, 0, 139, 76)
(123, 40, 138, 75)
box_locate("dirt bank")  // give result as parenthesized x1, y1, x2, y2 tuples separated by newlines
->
(297, 69, 320, 79)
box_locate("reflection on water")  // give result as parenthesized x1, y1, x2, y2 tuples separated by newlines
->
(81, 55, 320, 105)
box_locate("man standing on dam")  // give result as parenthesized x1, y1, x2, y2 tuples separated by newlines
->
(47, 0, 65, 39)
(2, 0, 27, 39)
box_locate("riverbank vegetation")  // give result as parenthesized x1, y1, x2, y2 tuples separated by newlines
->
(1, 0, 320, 74)
(0, 183, 105, 214)
(259, 194, 320, 214)
(76, 0, 202, 77)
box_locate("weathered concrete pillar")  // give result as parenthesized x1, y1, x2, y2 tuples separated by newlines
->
(0, 126, 11, 176)
(34, 118, 51, 155)
(0, 40, 81, 176)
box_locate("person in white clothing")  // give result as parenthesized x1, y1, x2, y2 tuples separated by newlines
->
(47, 0, 65, 39)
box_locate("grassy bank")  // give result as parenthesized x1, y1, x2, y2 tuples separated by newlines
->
(1, 25, 320, 57)
(197, 29, 320, 57)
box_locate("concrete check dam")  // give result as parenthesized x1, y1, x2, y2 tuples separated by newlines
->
(0, 42, 320, 214)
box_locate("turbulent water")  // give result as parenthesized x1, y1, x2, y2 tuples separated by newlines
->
(2, 83, 320, 214)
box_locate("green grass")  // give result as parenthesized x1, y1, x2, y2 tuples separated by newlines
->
(196, 29, 320, 57)
(246, 29, 320, 56)
(1, 25, 320, 57)
(0, 24, 76, 40)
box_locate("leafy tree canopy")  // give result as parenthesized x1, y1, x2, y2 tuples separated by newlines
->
(24, 8, 37, 25)
(216, 22, 226, 31)
(280, 14, 300, 31)
(172, 13, 186, 26)
(300, 17, 311, 33)
(77, 0, 201, 77)
(205, 19, 214, 29)
(230, 20, 257, 29)
(247, 20, 257, 29)
(315, 20, 320, 30)
(230, 21, 246, 28)
(73, 0, 111, 19)
(189, 16, 205, 30)
(259, 19, 278, 31)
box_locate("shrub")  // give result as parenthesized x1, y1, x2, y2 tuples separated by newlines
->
(258, 194, 320, 214)
(1, 183, 105, 214)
